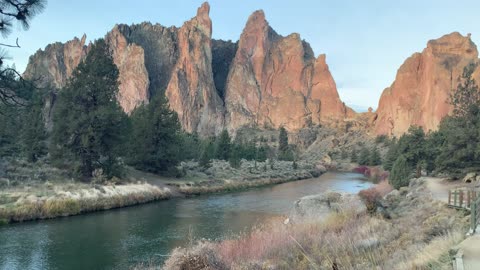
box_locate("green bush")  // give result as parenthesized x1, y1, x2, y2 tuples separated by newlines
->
(390, 156, 411, 189)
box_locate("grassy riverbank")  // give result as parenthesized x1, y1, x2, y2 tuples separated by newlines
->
(0, 182, 172, 224)
(159, 178, 468, 270)
(0, 159, 323, 225)
(170, 160, 324, 195)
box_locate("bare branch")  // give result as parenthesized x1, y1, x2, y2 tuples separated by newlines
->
(0, 37, 19, 47)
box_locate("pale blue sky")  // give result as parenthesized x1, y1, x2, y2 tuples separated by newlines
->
(4, 0, 480, 111)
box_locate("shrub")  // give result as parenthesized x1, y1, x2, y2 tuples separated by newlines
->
(375, 135, 389, 144)
(359, 187, 381, 213)
(390, 155, 411, 189)
(163, 241, 227, 270)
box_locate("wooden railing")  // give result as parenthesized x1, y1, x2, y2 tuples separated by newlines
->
(471, 196, 480, 234)
(448, 189, 477, 209)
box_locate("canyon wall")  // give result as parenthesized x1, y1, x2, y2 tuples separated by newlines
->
(374, 32, 480, 136)
(24, 2, 354, 136)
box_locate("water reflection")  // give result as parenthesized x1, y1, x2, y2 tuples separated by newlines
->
(0, 172, 372, 270)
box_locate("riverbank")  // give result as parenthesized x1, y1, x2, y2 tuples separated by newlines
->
(0, 159, 324, 225)
(0, 182, 172, 224)
(170, 160, 323, 195)
(159, 178, 468, 270)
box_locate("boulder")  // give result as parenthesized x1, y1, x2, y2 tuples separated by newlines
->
(463, 172, 477, 183)
(290, 191, 366, 222)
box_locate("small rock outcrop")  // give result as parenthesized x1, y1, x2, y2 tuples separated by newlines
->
(374, 32, 480, 136)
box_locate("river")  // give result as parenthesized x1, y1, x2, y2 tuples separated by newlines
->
(0, 172, 372, 270)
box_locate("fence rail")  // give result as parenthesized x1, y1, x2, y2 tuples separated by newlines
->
(448, 189, 477, 209)
(448, 189, 480, 233)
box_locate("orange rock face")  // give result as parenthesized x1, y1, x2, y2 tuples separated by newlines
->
(24, 34, 88, 88)
(224, 11, 349, 132)
(24, 2, 351, 136)
(25, 30, 150, 114)
(165, 2, 224, 136)
(106, 26, 150, 113)
(374, 32, 479, 136)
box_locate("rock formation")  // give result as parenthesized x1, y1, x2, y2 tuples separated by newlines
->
(105, 26, 150, 113)
(374, 32, 480, 136)
(24, 30, 150, 114)
(224, 10, 350, 132)
(24, 34, 89, 88)
(24, 2, 350, 136)
(165, 2, 224, 135)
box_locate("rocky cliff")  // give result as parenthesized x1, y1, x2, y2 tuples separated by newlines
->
(374, 32, 480, 136)
(165, 3, 224, 135)
(24, 2, 350, 136)
(224, 11, 350, 132)
(24, 34, 89, 89)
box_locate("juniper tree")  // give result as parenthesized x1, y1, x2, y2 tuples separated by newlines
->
(52, 39, 128, 180)
(128, 94, 182, 174)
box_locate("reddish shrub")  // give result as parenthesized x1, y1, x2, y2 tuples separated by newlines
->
(353, 166, 370, 175)
(358, 181, 393, 214)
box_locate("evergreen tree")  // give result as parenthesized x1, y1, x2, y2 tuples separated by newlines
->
(450, 63, 480, 118)
(229, 145, 241, 169)
(278, 126, 294, 161)
(369, 147, 382, 166)
(128, 94, 182, 174)
(383, 138, 398, 171)
(436, 64, 480, 171)
(278, 126, 288, 154)
(390, 155, 411, 189)
(21, 99, 46, 162)
(215, 130, 231, 160)
(350, 148, 358, 163)
(52, 39, 128, 180)
(180, 132, 202, 161)
(199, 140, 215, 169)
(358, 146, 370, 165)
(256, 144, 268, 162)
(293, 159, 298, 170)
(0, 0, 46, 107)
(396, 126, 426, 169)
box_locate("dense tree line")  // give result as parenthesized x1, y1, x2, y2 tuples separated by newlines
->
(350, 146, 382, 166)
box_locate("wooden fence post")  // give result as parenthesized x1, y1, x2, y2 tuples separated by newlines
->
(472, 199, 477, 234)
(454, 191, 458, 207)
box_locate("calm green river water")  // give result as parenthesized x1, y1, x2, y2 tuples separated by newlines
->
(0, 172, 372, 270)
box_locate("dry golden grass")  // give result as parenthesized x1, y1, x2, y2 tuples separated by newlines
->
(0, 184, 172, 224)
(162, 179, 467, 270)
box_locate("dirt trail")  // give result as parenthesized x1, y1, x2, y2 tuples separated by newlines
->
(423, 177, 480, 270)
(459, 234, 480, 270)
(423, 177, 471, 202)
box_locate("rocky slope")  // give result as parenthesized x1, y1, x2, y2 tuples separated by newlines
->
(225, 10, 350, 132)
(374, 32, 480, 136)
(24, 2, 350, 136)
